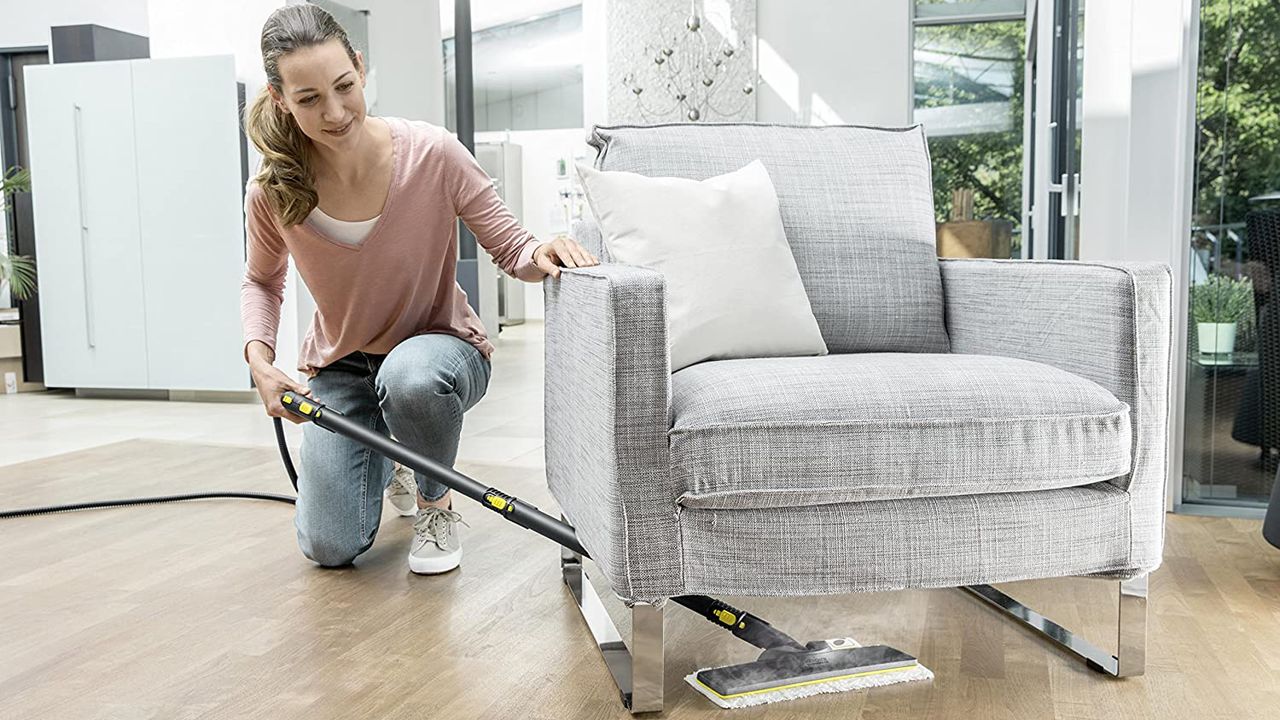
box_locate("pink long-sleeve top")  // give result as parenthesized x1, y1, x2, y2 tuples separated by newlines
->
(240, 116, 545, 378)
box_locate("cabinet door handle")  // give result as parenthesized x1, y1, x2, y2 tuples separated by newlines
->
(73, 103, 95, 349)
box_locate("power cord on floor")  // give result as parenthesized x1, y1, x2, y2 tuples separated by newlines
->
(0, 417, 299, 519)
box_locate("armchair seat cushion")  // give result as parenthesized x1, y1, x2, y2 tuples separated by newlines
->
(670, 352, 1132, 509)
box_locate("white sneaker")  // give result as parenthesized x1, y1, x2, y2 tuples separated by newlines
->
(386, 463, 419, 517)
(409, 504, 468, 575)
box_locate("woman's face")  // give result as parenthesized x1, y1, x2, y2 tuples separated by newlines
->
(272, 38, 366, 152)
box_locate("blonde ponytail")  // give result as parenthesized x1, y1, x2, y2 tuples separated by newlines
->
(246, 86, 317, 227)
(244, 4, 360, 227)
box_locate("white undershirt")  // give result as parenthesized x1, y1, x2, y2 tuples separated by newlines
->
(308, 206, 380, 246)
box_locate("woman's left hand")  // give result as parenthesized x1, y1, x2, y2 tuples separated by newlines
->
(533, 235, 599, 279)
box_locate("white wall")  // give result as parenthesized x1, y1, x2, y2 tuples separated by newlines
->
(755, 0, 911, 126)
(1078, 0, 1131, 263)
(361, 0, 444, 124)
(582, 0, 608, 127)
(147, 0, 279, 87)
(0, 0, 148, 50)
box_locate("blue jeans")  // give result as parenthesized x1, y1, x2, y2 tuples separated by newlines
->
(295, 332, 492, 567)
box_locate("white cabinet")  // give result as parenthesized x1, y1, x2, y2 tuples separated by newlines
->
(25, 55, 249, 392)
(25, 60, 149, 389)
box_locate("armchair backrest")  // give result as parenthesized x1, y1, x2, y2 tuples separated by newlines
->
(586, 123, 950, 354)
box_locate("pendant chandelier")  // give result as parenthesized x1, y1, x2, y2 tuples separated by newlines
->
(620, 0, 755, 122)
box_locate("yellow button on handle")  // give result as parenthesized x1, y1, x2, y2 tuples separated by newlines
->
(282, 394, 320, 420)
(712, 609, 738, 626)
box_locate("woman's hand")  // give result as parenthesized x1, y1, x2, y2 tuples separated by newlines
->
(533, 235, 599, 278)
(250, 360, 315, 424)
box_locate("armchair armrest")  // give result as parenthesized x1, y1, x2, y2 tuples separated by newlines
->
(569, 218, 609, 262)
(543, 262, 679, 601)
(939, 258, 1174, 571)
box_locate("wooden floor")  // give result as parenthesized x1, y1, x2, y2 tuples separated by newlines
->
(2, 323, 1279, 719)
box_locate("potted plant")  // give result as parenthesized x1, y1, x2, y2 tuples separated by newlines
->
(1, 165, 36, 303)
(1190, 274, 1254, 355)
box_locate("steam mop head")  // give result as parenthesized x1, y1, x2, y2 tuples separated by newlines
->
(684, 638, 934, 709)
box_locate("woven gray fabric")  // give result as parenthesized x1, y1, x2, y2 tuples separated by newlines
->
(544, 152, 1172, 601)
(588, 123, 949, 354)
(670, 353, 1131, 509)
(940, 259, 1173, 575)
(542, 264, 677, 600)
(571, 218, 608, 262)
(544, 258, 1172, 601)
(679, 482, 1133, 596)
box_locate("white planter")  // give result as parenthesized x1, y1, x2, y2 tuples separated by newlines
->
(1197, 322, 1238, 355)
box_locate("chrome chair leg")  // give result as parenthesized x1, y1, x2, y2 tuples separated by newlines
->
(561, 520, 665, 713)
(962, 574, 1148, 676)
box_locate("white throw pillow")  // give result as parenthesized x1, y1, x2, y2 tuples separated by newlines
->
(575, 159, 828, 372)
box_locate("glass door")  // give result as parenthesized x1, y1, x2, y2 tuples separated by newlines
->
(1025, 0, 1084, 260)
(913, 0, 1085, 261)
(913, 1, 1030, 260)
(1044, 0, 1083, 259)
(1182, 0, 1280, 509)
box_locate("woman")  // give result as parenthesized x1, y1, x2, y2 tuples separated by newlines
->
(241, 5, 596, 574)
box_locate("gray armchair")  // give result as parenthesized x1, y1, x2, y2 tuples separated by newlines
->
(544, 123, 1173, 713)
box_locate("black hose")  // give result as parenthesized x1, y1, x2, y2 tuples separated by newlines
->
(0, 417, 300, 519)
(0, 491, 296, 519)
(275, 415, 299, 490)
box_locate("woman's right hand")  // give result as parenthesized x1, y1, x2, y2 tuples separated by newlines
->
(251, 361, 315, 424)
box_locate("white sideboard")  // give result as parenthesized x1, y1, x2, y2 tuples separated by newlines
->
(25, 55, 250, 393)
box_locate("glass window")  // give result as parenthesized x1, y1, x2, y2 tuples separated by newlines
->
(1183, 0, 1280, 508)
(442, 4, 584, 132)
(913, 19, 1025, 258)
